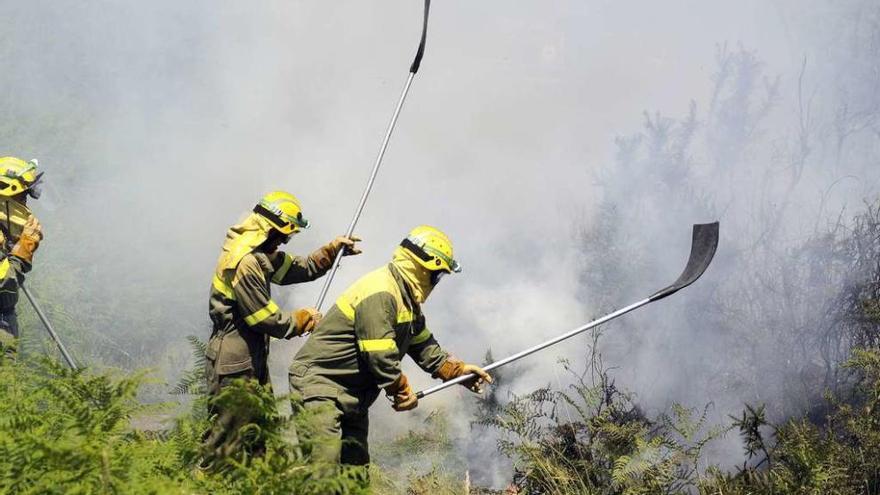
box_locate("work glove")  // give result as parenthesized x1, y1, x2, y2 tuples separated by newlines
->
(385, 373, 418, 412)
(11, 216, 43, 264)
(432, 356, 493, 394)
(310, 235, 363, 269)
(286, 307, 321, 338)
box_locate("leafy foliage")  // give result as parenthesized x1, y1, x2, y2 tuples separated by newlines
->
(170, 336, 207, 396)
(480, 336, 727, 494)
(0, 354, 377, 494)
(700, 348, 880, 494)
(0, 357, 185, 494)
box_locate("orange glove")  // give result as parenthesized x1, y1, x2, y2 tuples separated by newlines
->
(287, 307, 321, 338)
(11, 216, 42, 264)
(309, 235, 363, 269)
(432, 356, 493, 394)
(385, 373, 418, 412)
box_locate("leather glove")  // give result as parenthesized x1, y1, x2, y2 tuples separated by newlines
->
(432, 356, 493, 394)
(385, 373, 418, 412)
(310, 235, 362, 269)
(11, 216, 43, 264)
(286, 307, 321, 338)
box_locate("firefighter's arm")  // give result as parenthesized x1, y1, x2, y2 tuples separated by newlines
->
(9, 215, 42, 273)
(406, 321, 449, 375)
(232, 255, 295, 339)
(269, 252, 326, 285)
(353, 292, 402, 390)
(270, 236, 362, 286)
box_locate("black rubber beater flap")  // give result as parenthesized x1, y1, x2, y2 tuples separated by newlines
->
(649, 222, 719, 302)
(409, 0, 431, 73)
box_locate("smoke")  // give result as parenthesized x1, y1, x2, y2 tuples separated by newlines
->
(2, 0, 878, 487)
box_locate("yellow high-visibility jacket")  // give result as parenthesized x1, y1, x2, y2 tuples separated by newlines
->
(207, 250, 328, 379)
(290, 260, 449, 408)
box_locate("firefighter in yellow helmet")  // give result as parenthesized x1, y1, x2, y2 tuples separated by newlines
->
(0, 157, 44, 239)
(288, 225, 492, 466)
(206, 191, 362, 396)
(203, 191, 361, 460)
(0, 157, 45, 355)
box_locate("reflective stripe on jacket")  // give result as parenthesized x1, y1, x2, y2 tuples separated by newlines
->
(206, 250, 327, 376)
(290, 263, 448, 404)
(0, 253, 28, 313)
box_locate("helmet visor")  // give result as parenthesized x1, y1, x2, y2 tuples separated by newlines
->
(254, 203, 309, 233)
(27, 182, 42, 199)
(422, 244, 461, 273)
(286, 212, 310, 230)
(26, 172, 44, 199)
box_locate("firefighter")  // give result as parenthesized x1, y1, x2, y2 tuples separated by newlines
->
(289, 225, 491, 465)
(202, 191, 361, 460)
(0, 157, 45, 355)
(206, 190, 361, 396)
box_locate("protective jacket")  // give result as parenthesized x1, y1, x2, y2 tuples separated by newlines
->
(0, 249, 30, 350)
(0, 199, 31, 240)
(206, 213, 331, 385)
(290, 249, 449, 411)
(0, 199, 35, 348)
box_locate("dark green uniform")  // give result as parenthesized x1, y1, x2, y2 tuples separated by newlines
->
(206, 250, 329, 394)
(0, 198, 34, 355)
(0, 251, 30, 356)
(289, 263, 449, 465)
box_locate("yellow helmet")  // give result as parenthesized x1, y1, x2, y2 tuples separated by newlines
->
(253, 191, 310, 235)
(400, 225, 461, 274)
(0, 157, 44, 198)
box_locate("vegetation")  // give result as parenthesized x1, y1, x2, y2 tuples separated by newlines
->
(0, 200, 877, 492)
(1, 315, 878, 494)
(0, 354, 377, 494)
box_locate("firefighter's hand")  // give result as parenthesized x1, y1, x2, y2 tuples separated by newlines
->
(460, 363, 493, 394)
(386, 374, 418, 412)
(331, 235, 362, 257)
(393, 389, 418, 411)
(22, 216, 43, 241)
(310, 236, 362, 269)
(288, 307, 321, 338)
(11, 216, 42, 263)
(433, 357, 493, 394)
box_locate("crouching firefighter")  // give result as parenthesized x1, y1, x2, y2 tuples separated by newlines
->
(0, 157, 45, 357)
(289, 225, 492, 466)
(203, 191, 361, 458)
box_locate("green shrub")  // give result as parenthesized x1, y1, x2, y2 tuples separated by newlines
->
(0, 357, 187, 494)
(480, 343, 726, 495)
(0, 354, 374, 494)
(701, 348, 880, 495)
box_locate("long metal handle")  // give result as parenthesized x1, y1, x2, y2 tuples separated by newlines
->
(22, 285, 78, 370)
(415, 222, 720, 399)
(314, 72, 416, 311)
(416, 298, 651, 399)
(314, 0, 432, 312)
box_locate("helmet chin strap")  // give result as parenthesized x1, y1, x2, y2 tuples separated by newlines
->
(429, 270, 447, 286)
(3, 201, 10, 249)
(259, 231, 287, 253)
